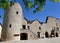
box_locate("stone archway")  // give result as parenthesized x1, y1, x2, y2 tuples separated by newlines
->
(20, 33, 28, 40)
(45, 31, 49, 38)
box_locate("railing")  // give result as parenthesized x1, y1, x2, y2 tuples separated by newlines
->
(29, 29, 38, 39)
(20, 29, 38, 39)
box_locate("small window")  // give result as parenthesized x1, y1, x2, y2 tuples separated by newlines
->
(56, 27, 59, 31)
(9, 24, 11, 28)
(16, 11, 18, 14)
(39, 27, 41, 30)
(37, 32, 40, 38)
(56, 23, 58, 26)
(28, 26, 30, 29)
(14, 34, 19, 36)
(22, 25, 26, 29)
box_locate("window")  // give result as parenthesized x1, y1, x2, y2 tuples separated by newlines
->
(14, 34, 19, 36)
(56, 27, 59, 31)
(37, 32, 40, 38)
(55, 32, 58, 37)
(9, 24, 11, 28)
(39, 27, 41, 30)
(22, 25, 26, 29)
(16, 11, 18, 14)
(56, 23, 58, 26)
(28, 26, 30, 29)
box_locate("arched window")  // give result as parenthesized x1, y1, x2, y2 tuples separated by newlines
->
(45, 31, 49, 38)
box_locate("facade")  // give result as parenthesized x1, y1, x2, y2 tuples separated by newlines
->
(0, 2, 60, 41)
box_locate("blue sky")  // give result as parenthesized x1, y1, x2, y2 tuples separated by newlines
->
(0, 0, 60, 24)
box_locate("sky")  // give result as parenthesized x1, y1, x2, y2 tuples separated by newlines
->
(0, 0, 60, 24)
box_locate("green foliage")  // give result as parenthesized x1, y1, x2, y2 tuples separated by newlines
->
(0, 0, 13, 18)
(0, 0, 13, 9)
(0, 0, 60, 13)
(34, 0, 46, 13)
(34, 0, 39, 5)
(23, 0, 33, 10)
(23, 0, 46, 13)
(23, 0, 60, 13)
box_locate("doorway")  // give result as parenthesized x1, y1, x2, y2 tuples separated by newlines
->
(20, 33, 28, 40)
(50, 30, 55, 37)
(45, 31, 49, 38)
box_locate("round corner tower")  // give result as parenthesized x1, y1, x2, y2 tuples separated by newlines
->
(1, 2, 23, 41)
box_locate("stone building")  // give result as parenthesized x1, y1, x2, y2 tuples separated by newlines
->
(0, 2, 60, 41)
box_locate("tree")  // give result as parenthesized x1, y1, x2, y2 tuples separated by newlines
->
(23, 0, 46, 13)
(0, 0, 60, 12)
(23, 0, 60, 13)
(0, 0, 13, 18)
(0, 0, 13, 9)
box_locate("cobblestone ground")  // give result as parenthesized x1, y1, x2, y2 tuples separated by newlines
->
(0, 37, 60, 43)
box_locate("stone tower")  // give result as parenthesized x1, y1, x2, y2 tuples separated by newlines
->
(1, 2, 23, 41)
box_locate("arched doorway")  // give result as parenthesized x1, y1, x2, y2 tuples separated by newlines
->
(50, 30, 55, 37)
(45, 31, 49, 38)
(55, 32, 58, 37)
(20, 33, 28, 40)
